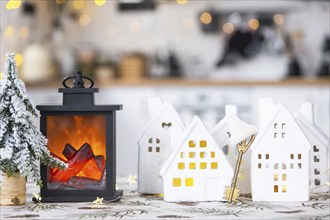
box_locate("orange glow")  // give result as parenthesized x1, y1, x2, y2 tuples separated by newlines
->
(47, 115, 106, 161)
(248, 18, 259, 31)
(200, 12, 212, 25)
(76, 157, 104, 180)
(47, 115, 106, 182)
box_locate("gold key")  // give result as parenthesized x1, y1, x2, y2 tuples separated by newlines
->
(224, 135, 255, 203)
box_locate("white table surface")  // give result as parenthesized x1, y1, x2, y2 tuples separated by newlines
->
(1, 176, 329, 219)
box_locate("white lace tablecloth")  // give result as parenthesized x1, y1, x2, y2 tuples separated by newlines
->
(1, 177, 329, 219)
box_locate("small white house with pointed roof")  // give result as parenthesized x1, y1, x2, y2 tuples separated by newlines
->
(160, 116, 234, 202)
(211, 105, 253, 194)
(294, 102, 330, 192)
(250, 98, 311, 201)
(138, 98, 185, 194)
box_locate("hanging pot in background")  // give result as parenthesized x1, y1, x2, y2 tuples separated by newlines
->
(0, 172, 26, 205)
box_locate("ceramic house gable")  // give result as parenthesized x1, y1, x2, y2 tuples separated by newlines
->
(294, 102, 330, 192)
(160, 116, 234, 202)
(251, 99, 311, 201)
(138, 100, 185, 194)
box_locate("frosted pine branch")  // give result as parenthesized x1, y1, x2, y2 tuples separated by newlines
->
(0, 53, 67, 187)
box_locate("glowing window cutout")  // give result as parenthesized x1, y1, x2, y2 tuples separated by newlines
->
(173, 178, 181, 187)
(180, 152, 184, 158)
(200, 152, 206, 158)
(189, 140, 196, 148)
(200, 162, 207, 169)
(189, 162, 196, 169)
(200, 140, 207, 148)
(178, 163, 185, 170)
(211, 152, 215, 158)
(189, 152, 196, 158)
(211, 162, 218, 169)
(274, 185, 278, 192)
(282, 185, 286, 192)
(185, 178, 194, 187)
(274, 174, 278, 181)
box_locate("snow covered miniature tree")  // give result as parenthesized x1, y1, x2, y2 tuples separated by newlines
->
(0, 53, 67, 186)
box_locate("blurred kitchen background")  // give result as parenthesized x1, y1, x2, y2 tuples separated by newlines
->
(1, 0, 329, 176)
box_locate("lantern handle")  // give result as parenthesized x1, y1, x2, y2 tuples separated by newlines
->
(62, 71, 94, 88)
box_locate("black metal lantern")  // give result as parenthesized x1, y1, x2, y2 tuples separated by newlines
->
(37, 71, 122, 202)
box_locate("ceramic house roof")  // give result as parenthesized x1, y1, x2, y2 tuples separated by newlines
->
(211, 105, 240, 139)
(138, 102, 184, 145)
(250, 101, 311, 151)
(160, 116, 234, 177)
(294, 111, 329, 149)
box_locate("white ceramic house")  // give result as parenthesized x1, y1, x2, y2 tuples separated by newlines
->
(160, 116, 234, 202)
(211, 105, 252, 194)
(138, 98, 185, 194)
(294, 102, 330, 192)
(250, 98, 311, 201)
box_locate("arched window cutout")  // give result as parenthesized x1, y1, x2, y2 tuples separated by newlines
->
(148, 138, 152, 144)
(222, 145, 229, 155)
(274, 123, 278, 129)
(156, 138, 160, 144)
(274, 163, 279, 169)
(314, 179, 320, 186)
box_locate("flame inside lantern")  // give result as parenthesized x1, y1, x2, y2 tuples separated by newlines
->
(46, 115, 106, 189)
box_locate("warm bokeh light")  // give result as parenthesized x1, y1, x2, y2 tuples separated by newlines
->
(56, 0, 66, 4)
(19, 26, 29, 38)
(94, 0, 106, 6)
(129, 21, 141, 33)
(4, 25, 15, 38)
(223, 22, 235, 34)
(176, 0, 188, 5)
(79, 14, 91, 26)
(248, 18, 259, 31)
(6, 0, 21, 10)
(73, 0, 84, 10)
(15, 54, 23, 67)
(182, 17, 194, 29)
(200, 12, 212, 25)
(274, 14, 285, 26)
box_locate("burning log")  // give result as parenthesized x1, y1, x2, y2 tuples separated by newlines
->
(67, 170, 106, 190)
(62, 144, 77, 160)
(76, 156, 105, 180)
(50, 143, 94, 182)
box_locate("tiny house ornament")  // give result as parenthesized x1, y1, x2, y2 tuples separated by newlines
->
(36, 71, 123, 202)
(160, 116, 234, 202)
(293, 102, 330, 193)
(222, 116, 258, 202)
(250, 98, 310, 202)
(211, 105, 254, 194)
(138, 98, 184, 194)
